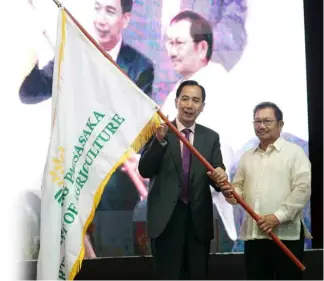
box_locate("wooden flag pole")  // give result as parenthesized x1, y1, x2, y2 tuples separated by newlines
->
(157, 110, 306, 271)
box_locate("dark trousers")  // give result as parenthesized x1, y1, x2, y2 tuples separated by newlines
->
(244, 227, 304, 280)
(151, 200, 210, 280)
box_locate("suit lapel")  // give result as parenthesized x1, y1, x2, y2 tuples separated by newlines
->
(168, 121, 183, 180)
(190, 124, 206, 182)
(116, 43, 130, 74)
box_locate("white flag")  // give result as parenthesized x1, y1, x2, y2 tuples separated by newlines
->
(37, 7, 160, 280)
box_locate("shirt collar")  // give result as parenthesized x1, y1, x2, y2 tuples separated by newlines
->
(272, 137, 285, 151)
(171, 62, 226, 94)
(107, 37, 122, 62)
(176, 118, 196, 134)
(182, 62, 210, 81)
(253, 137, 284, 153)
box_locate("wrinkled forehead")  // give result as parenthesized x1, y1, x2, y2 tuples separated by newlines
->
(254, 107, 276, 119)
(166, 20, 192, 41)
(179, 85, 203, 99)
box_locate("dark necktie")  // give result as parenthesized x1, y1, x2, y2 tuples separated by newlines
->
(180, 128, 192, 204)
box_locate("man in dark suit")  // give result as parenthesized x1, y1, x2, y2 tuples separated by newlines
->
(19, 0, 154, 104)
(138, 80, 228, 279)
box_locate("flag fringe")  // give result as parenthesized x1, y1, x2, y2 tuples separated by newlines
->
(130, 111, 161, 152)
(68, 112, 161, 280)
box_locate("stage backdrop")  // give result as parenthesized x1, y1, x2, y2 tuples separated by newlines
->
(14, 0, 310, 260)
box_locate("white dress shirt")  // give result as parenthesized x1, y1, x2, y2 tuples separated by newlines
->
(107, 37, 122, 62)
(175, 118, 195, 154)
(228, 137, 312, 240)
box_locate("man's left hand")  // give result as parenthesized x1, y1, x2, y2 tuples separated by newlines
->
(257, 214, 280, 234)
(207, 167, 228, 185)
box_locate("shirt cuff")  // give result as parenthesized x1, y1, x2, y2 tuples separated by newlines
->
(158, 139, 168, 146)
(273, 209, 288, 224)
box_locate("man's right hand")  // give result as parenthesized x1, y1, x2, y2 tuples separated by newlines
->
(20, 0, 56, 84)
(219, 183, 234, 198)
(155, 123, 168, 142)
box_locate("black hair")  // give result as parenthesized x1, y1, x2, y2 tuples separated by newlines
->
(176, 80, 206, 102)
(253, 102, 283, 121)
(121, 0, 133, 13)
(171, 10, 213, 61)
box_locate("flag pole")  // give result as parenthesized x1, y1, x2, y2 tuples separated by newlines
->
(50, 0, 305, 272)
(157, 110, 306, 271)
(52, 0, 62, 8)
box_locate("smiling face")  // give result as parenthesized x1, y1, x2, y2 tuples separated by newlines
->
(165, 19, 208, 78)
(175, 85, 205, 127)
(253, 107, 283, 143)
(93, 0, 131, 51)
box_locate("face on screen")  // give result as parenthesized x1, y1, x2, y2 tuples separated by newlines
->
(165, 20, 207, 77)
(93, 0, 131, 50)
(175, 85, 205, 126)
(253, 107, 283, 142)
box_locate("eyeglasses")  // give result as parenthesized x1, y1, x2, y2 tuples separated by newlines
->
(165, 39, 195, 51)
(253, 120, 276, 126)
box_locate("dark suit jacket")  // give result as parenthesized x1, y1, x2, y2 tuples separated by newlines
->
(19, 43, 154, 104)
(138, 121, 225, 241)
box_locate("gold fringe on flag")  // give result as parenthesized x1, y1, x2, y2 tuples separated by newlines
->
(69, 112, 161, 280)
